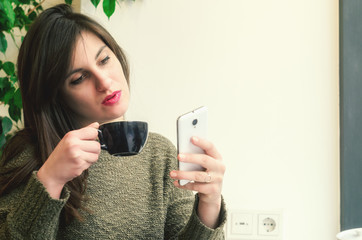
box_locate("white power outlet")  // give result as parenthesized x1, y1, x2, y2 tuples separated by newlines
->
(227, 209, 283, 240)
(258, 214, 280, 236)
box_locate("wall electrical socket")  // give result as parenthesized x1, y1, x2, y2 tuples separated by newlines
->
(227, 209, 283, 240)
(230, 212, 253, 235)
(258, 213, 280, 236)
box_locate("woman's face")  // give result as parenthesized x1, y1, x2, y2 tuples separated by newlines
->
(62, 31, 130, 126)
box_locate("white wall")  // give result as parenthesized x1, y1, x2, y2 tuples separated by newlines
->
(81, 0, 339, 239)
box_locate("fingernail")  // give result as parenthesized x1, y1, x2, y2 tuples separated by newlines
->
(192, 136, 199, 142)
(170, 171, 177, 177)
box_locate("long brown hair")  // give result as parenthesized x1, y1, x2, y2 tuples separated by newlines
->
(0, 4, 129, 224)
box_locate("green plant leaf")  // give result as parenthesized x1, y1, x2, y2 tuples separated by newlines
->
(103, 0, 116, 19)
(0, 77, 7, 90)
(1, 0, 15, 28)
(0, 10, 11, 32)
(0, 32, 7, 54)
(2, 61, 15, 75)
(0, 133, 5, 149)
(0, 77, 11, 101)
(0, 76, 10, 90)
(19, 0, 31, 4)
(3, 86, 15, 104)
(1, 116, 12, 135)
(28, 10, 36, 21)
(91, 0, 101, 8)
(14, 88, 22, 109)
(14, 6, 31, 30)
(65, 0, 72, 4)
(10, 75, 17, 86)
(8, 103, 21, 122)
(29, 0, 42, 10)
(31, 1, 43, 12)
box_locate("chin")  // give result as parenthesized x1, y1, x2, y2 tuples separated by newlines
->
(105, 111, 127, 123)
(98, 104, 128, 122)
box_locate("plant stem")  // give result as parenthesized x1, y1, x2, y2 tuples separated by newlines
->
(9, 31, 20, 50)
(27, 0, 46, 16)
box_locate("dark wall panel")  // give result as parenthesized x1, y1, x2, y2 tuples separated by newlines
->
(340, 0, 362, 230)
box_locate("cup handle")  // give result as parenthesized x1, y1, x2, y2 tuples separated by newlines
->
(97, 129, 107, 150)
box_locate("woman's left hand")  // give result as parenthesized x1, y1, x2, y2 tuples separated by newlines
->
(170, 136, 225, 228)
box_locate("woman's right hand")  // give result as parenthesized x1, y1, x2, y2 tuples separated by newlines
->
(37, 122, 101, 199)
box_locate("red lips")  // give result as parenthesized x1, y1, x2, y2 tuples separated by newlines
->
(102, 91, 121, 105)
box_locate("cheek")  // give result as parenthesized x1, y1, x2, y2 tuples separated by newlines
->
(64, 92, 92, 112)
(112, 61, 128, 85)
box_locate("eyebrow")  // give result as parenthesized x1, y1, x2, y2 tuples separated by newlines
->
(95, 45, 107, 59)
(65, 45, 108, 79)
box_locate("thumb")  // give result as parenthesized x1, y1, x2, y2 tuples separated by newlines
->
(87, 122, 100, 129)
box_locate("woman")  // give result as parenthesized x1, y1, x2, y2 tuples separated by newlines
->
(0, 4, 226, 239)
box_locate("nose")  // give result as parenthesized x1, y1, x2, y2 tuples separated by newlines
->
(93, 69, 112, 91)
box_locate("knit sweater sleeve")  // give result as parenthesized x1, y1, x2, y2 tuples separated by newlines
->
(0, 150, 69, 239)
(158, 133, 227, 240)
(178, 194, 227, 240)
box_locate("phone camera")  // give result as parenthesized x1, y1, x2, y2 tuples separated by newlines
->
(192, 119, 198, 126)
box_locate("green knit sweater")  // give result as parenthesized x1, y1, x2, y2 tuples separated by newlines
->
(0, 132, 226, 239)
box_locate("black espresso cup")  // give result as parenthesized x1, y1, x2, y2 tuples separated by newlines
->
(98, 121, 148, 156)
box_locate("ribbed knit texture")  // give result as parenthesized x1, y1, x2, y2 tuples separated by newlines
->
(0, 132, 226, 239)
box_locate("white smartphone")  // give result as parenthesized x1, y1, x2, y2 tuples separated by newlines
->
(177, 106, 208, 186)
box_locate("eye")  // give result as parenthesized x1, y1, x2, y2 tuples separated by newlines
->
(70, 72, 89, 85)
(100, 56, 110, 65)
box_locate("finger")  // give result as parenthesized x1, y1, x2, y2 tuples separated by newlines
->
(72, 124, 99, 141)
(79, 140, 101, 154)
(191, 137, 222, 160)
(172, 179, 217, 194)
(171, 170, 218, 184)
(80, 151, 100, 164)
(88, 122, 100, 129)
(178, 153, 217, 170)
